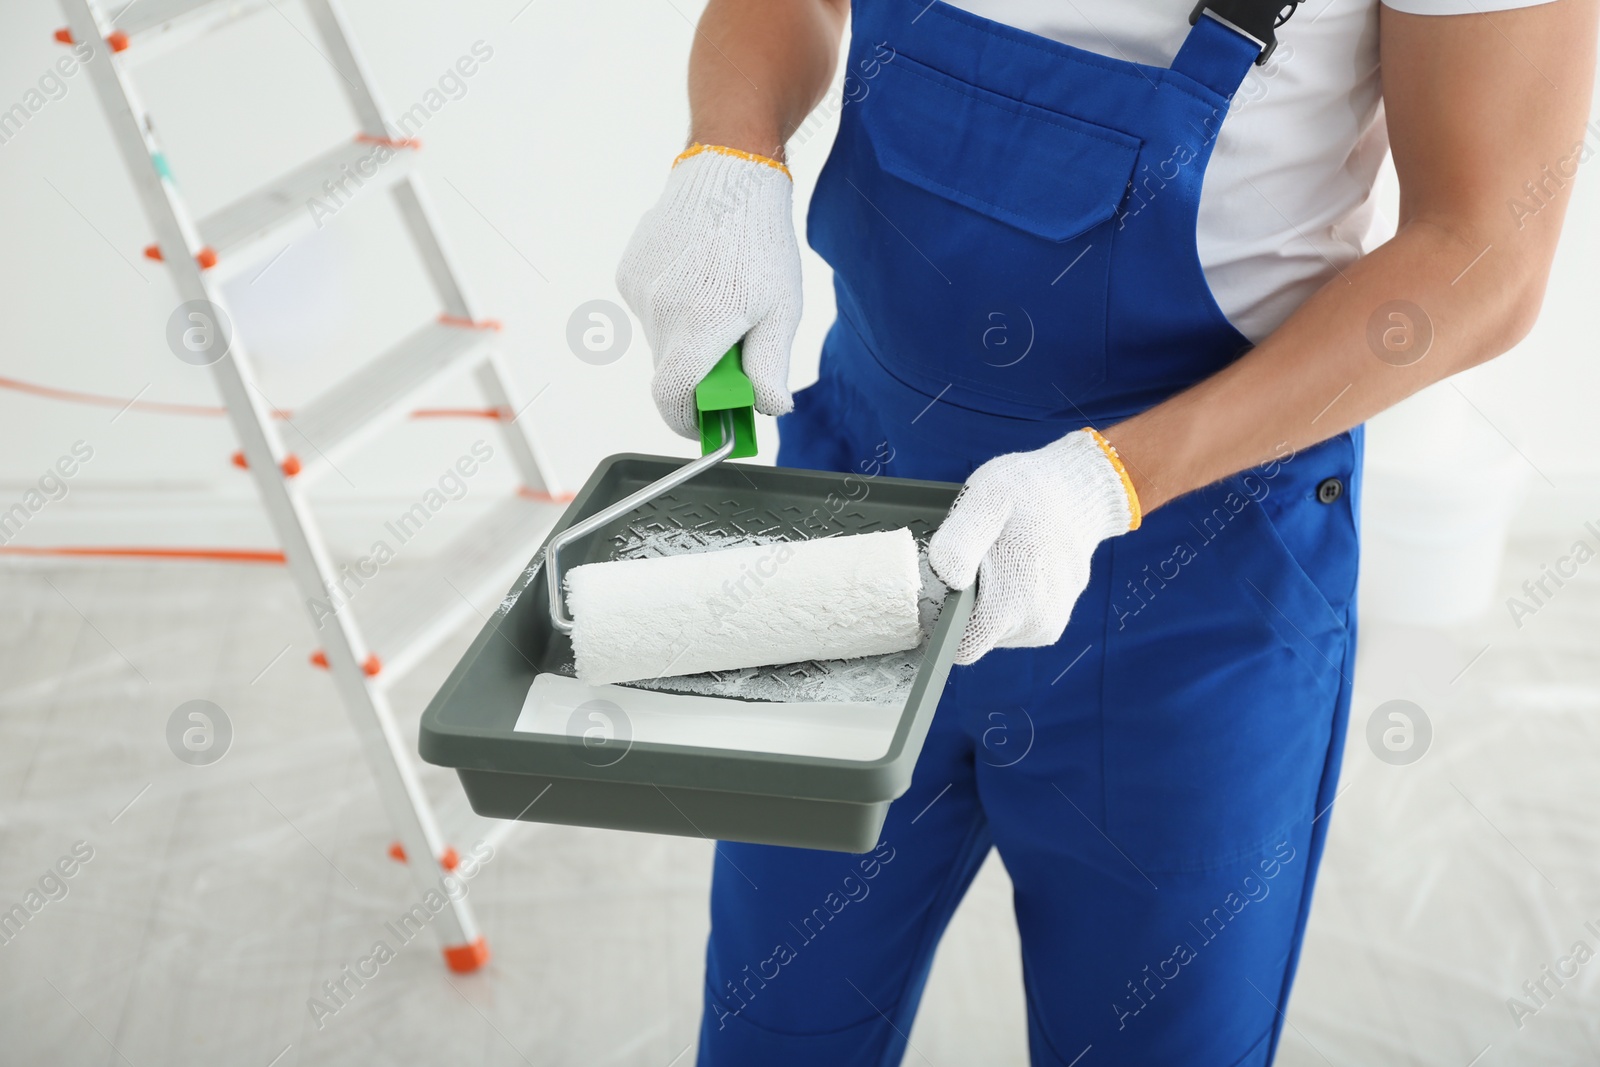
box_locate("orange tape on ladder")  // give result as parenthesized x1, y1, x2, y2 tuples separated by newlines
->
(310, 650, 381, 676)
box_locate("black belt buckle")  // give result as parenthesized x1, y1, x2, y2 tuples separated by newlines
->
(1189, 0, 1285, 65)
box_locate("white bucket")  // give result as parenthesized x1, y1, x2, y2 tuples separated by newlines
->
(1357, 385, 1530, 626)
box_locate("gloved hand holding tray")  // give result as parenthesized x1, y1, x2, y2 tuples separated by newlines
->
(419, 350, 972, 853)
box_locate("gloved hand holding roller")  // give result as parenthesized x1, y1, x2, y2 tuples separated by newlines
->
(549, 339, 926, 686)
(573, 139, 963, 687)
(617, 143, 802, 441)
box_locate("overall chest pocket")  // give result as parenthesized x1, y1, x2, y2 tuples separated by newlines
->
(809, 52, 1142, 415)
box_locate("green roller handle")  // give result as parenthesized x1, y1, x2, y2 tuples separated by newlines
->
(694, 343, 758, 459)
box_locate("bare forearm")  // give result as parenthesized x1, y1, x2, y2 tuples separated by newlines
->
(1106, 215, 1555, 510)
(688, 0, 849, 160)
(1107, 0, 1596, 513)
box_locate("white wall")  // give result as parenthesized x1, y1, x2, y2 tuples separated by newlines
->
(0, 0, 1594, 555)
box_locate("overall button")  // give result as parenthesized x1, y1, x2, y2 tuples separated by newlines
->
(1316, 477, 1344, 504)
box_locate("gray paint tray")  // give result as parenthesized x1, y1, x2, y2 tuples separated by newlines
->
(418, 453, 973, 853)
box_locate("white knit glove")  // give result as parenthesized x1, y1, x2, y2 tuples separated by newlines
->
(928, 428, 1141, 665)
(616, 144, 802, 439)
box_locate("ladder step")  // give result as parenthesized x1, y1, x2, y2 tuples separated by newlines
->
(285, 319, 499, 481)
(197, 137, 416, 275)
(100, 0, 272, 61)
(356, 495, 561, 685)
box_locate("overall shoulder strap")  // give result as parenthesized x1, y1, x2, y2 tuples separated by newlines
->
(1188, 0, 1305, 65)
(1170, 0, 1302, 97)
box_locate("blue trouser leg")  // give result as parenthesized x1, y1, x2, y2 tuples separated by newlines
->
(974, 638, 1321, 1064)
(698, 632, 1335, 1067)
(697, 701, 992, 1066)
(696, 636, 1331, 1067)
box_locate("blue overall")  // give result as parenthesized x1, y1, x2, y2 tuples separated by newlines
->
(698, 4, 1361, 1064)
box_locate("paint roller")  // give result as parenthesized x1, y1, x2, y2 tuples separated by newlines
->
(546, 346, 924, 686)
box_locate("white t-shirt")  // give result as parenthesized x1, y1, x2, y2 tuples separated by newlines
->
(941, 0, 1555, 342)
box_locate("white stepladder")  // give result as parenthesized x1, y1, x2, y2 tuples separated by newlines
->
(58, 0, 564, 972)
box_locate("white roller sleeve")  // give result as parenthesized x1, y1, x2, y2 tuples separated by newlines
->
(565, 528, 922, 685)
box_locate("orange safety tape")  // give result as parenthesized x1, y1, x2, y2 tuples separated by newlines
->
(0, 545, 287, 563)
(0, 375, 499, 420)
(355, 133, 421, 150)
(412, 408, 501, 419)
(0, 375, 231, 416)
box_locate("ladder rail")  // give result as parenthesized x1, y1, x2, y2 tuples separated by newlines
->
(299, 0, 477, 319)
(477, 350, 558, 497)
(294, 0, 389, 135)
(389, 175, 475, 321)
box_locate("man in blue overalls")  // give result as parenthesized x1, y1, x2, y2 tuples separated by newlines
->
(616, 0, 1594, 1061)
